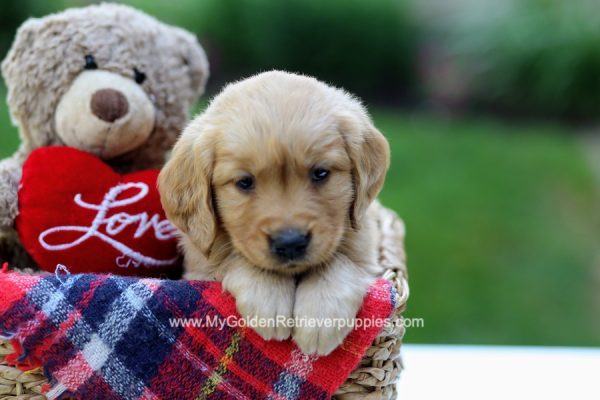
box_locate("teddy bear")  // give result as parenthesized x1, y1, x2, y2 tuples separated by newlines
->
(0, 4, 209, 276)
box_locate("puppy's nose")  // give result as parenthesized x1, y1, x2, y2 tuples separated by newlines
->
(90, 88, 129, 122)
(269, 229, 311, 262)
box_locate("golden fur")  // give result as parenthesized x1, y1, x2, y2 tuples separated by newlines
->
(159, 71, 390, 355)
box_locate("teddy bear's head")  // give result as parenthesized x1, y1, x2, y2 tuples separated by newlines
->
(1, 4, 209, 171)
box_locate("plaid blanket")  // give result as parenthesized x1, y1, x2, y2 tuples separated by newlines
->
(0, 268, 396, 399)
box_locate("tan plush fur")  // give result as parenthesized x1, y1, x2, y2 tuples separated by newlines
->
(54, 70, 156, 159)
(0, 4, 209, 269)
(159, 71, 391, 355)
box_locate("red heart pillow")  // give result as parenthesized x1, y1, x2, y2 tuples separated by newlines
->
(16, 147, 181, 277)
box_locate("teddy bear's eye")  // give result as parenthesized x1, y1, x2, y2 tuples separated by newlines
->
(84, 54, 97, 70)
(133, 68, 146, 85)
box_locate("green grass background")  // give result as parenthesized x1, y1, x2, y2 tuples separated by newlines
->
(0, 84, 18, 153)
(1, 83, 599, 346)
(374, 111, 600, 345)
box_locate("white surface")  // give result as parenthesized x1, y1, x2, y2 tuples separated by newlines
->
(397, 344, 600, 399)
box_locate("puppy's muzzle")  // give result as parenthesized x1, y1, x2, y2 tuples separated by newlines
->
(269, 229, 311, 262)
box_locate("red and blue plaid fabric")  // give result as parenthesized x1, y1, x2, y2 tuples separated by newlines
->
(0, 269, 396, 399)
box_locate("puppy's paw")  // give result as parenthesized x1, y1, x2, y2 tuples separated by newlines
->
(222, 266, 295, 341)
(292, 284, 361, 356)
(235, 285, 294, 341)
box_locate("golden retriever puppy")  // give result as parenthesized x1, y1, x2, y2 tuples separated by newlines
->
(159, 71, 390, 355)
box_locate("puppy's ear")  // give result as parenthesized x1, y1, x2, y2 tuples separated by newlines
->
(158, 120, 217, 255)
(339, 110, 390, 229)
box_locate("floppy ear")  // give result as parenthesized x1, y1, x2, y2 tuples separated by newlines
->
(339, 111, 390, 229)
(158, 119, 217, 255)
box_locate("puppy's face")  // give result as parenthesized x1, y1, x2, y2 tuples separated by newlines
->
(159, 71, 389, 274)
(212, 124, 354, 273)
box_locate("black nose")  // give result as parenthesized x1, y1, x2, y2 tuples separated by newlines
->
(270, 229, 311, 262)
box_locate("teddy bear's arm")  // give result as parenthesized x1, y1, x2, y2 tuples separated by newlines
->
(0, 157, 22, 228)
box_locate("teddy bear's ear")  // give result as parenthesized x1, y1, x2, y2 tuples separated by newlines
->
(2, 18, 40, 62)
(1, 17, 53, 149)
(172, 28, 210, 100)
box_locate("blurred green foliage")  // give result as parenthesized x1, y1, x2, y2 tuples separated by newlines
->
(126, 0, 419, 103)
(376, 111, 600, 345)
(420, 0, 600, 120)
(0, 1, 60, 60)
(0, 84, 18, 153)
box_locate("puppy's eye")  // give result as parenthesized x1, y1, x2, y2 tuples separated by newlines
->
(84, 54, 97, 70)
(133, 68, 147, 84)
(235, 176, 255, 192)
(311, 168, 330, 183)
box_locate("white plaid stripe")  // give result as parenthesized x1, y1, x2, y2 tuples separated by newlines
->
(30, 276, 248, 399)
(97, 281, 153, 347)
(46, 383, 68, 399)
(286, 350, 317, 377)
(82, 334, 111, 370)
(102, 356, 150, 399)
(126, 284, 249, 399)
(29, 277, 158, 400)
(28, 277, 96, 350)
(268, 349, 318, 400)
(93, 280, 156, 398)
(41, 287, 68, 316)
(29, 276, 82, 327)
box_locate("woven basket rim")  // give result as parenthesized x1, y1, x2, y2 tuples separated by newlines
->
(333, 202, 409, 399)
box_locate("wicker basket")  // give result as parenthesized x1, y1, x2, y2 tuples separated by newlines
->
(0, 203, 408, 400)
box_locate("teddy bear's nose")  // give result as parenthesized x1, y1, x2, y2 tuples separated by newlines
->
(90, 88, 129, 122)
